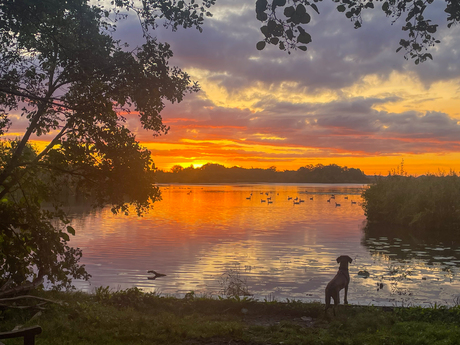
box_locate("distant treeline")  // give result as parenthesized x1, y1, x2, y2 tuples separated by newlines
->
(155, 163, 369, 183)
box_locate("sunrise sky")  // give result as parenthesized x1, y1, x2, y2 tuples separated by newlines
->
(11, 0, 460, 175)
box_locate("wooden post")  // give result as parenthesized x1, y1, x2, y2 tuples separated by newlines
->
(0, 325, 42, 345)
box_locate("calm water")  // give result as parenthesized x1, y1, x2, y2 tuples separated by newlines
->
(68, 184, 460, 306)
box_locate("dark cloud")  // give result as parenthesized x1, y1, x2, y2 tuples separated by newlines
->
(149, 0, 460, 94)
(3, 0, 457, 173)
(140, 94, 460, 157)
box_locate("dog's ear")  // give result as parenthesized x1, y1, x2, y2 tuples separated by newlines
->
(348, 256, 353, 263)
(336, 256, 341, 263)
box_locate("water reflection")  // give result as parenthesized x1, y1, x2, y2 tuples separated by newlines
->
(67, 184, 460, 306)
(363, 223, 460, 266)
(361, 223, 460, 305)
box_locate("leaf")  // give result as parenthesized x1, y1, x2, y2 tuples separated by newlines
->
(261, 25, 270, 37)
(256, 0, 268, 13)
(272, 24, 284, 37)
(296, 4, 306, 15)
(310, 3, 320, 14)
(297, 32, 312, 44)
(284, 6, 295, 17)
(272, 0, 286, 7)
(267, 19, 276, 30)
(382, 2, 389, 12)
(290, 13, 301, 24)
(396, 46, 402, 52)
(257, 11, 268, 21)
(298, 45, 307, 51)
(399, 38, 409, 47)
(427, 25, 437, 34)
(67, 226, 76, 236)
(60, 232, 70, 241)
(337, 4, 346, 12)
(256, 41, 266, 50)
(300, 12, 311, 24)
(270, 37, 279, 45)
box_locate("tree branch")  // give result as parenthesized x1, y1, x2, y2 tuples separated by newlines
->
(0, 275, 45, 299)
(0, 295, 63, 305)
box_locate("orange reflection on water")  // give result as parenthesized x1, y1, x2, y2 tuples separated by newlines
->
(69, 183, 460, 306)
(70, 184, 368, 296)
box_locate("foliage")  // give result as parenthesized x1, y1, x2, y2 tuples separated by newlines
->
(396, 304, 460, 324)
(362, 172, 460, 234)
(4, 290, 460, 344)
(255, 0, 460, 63)
(218, 269, 252, 298)
(157, 162, 369, 183)
(296, 163, 367, 183)
(0, 0, 207, 293)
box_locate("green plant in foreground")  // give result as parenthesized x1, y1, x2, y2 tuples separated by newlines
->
(218, 268, 252, 298)
(3, 289, 460, 344)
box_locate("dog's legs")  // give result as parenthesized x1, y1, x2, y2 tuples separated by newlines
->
(333, 292, 339, 316)
(325, 291, 331, 313)
(344, 285, 349, 305)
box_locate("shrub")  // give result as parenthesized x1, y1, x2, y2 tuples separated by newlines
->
(362, 173, 460, 234)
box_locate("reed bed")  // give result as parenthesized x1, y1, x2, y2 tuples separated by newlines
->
(362, 173, 460, 235)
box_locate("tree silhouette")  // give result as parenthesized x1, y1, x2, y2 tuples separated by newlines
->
(0, 0, 210, 294)
(156, 163, 368, 183)
(255, 0, 459, 63)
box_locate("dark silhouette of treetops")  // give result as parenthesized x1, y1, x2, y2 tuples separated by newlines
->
(156, 163, 369, 183)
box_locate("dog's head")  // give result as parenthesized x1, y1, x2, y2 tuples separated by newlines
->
(336, 255, 353, 264)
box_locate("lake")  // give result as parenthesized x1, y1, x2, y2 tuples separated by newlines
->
(68, 183, 460, 307)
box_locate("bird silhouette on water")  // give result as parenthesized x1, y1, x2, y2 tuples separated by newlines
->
(147, 270, 167, 280)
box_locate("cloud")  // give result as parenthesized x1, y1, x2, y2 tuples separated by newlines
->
(150, 0, 460, 96)
(5, 0, 459, 173)
(136, 93, 460, 159)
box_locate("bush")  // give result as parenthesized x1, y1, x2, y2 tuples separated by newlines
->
(362, 173, 460, 234)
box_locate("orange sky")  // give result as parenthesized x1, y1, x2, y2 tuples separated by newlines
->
(10, 2, 460, 176)
(128, 2, 460, 177)
(30, 69, 460, 176)
(131, 69, 460, 176)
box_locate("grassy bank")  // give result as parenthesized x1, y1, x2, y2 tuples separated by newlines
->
(2, 288, 460, 344)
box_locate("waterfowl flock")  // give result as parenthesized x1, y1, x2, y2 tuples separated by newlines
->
(246, 192, 359, 206)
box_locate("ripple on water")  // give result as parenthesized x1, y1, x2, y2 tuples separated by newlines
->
(69, 184, 460, 306)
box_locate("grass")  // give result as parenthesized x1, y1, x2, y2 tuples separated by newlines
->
(2, 288, 460, 344)
(362, 172, 460, 237)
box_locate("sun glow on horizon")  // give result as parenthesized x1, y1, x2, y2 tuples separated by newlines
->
(18, 69, 460, 178)
(23, 138, 460, 176)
